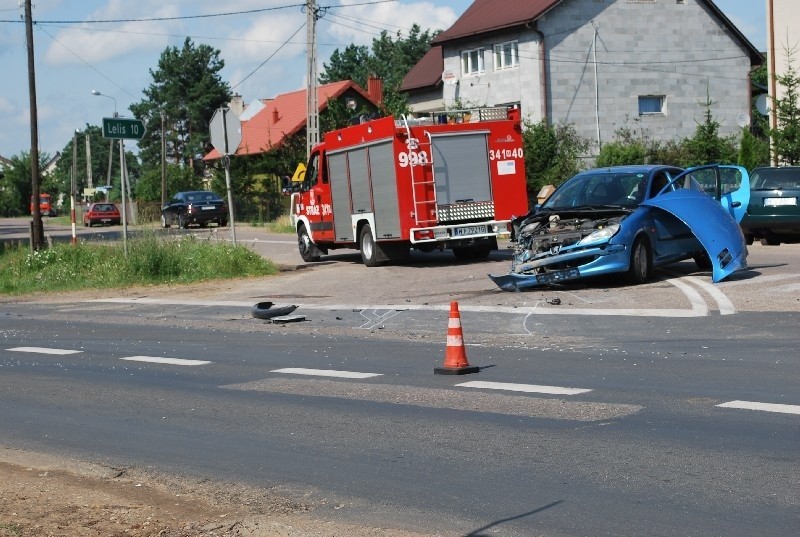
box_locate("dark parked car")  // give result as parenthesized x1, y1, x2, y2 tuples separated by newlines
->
(161, 191, 228, 228)
(740, 166, 800, 245)
(83, 202, 121, 226)
(490, 164, 750, 291)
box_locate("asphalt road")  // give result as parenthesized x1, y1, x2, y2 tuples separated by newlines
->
(1, 218, 799, 536)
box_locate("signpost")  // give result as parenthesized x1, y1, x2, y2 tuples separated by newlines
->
(102, 117, 146, 140)
(101, 116, 145, 256)
(209, 108, 242, 245)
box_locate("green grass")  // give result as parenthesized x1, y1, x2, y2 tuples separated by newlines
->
(0, 233, 278, 296)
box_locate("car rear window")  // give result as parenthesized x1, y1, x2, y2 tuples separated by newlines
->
(752, 169, 800, 189)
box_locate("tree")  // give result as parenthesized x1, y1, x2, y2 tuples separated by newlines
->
(596, 140, 647, 167)
(320, 25, 438, 117)
(130, 38, 231, 174)
(0, 151, 50, 217)
(135, 164, 202, 202)
(770, 47, 800, 165)
(49, 125, 139, 202)
(684, 91, 738, 166)
(738, 127, 770, 170)
(522, 119, 591, 197)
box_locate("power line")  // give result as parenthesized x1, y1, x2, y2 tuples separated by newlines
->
(34, 24, 138, 99)
(231, 23, 307, 91)
(0, 0, 398, 24)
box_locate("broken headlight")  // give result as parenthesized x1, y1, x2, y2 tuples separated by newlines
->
(576, 224, 620, 246)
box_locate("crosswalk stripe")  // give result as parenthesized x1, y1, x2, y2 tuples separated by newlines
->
(456, 380, 591, 396)
(120, 356, 211, 366)
(7, 347, 82, 355)
(717, 400, 800, 415)
(271, 367, 382, 379)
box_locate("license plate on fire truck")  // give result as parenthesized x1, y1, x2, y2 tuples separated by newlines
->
(453, 225, 487, 237)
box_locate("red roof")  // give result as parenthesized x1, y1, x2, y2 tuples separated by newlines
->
(432, 0, 560, 44)
(400, 46, 444, 92)
(204, 80, 376, 160)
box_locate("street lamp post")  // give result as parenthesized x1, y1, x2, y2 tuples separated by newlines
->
(91, 90, 128, 256)
(91, 89, 117, 117)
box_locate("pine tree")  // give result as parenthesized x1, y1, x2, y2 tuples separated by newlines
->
(770, 47, 800, 165)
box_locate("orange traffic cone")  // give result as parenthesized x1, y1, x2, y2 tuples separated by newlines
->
(434, 301, 479, 375)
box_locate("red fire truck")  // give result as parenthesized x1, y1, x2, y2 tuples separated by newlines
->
(291, 107, 529, 266)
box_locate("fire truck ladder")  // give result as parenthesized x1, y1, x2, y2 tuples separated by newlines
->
(402, 116, 438, 226)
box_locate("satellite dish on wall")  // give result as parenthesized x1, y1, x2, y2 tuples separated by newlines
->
(442, 70, 458, 86)
(736, 113, 751, 128)
(755, 94, 769, 116)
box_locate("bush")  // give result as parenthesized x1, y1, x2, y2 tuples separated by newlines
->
(0, 233, 277, 295)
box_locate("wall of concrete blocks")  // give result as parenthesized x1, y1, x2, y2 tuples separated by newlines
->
(437, 0, 756, 155)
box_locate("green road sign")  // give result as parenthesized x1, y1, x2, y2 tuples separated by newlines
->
(102, 117, 146, 140)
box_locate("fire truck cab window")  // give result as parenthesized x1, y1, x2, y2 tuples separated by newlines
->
(306, 154, 321, 188)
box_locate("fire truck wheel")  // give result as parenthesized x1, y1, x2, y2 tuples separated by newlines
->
(297, 224, 320, 262)
(359, 224, 380, 267)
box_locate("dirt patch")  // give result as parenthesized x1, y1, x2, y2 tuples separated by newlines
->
(0, 448, 441, 537)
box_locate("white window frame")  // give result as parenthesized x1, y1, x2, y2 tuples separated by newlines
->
(494, 41, 519, 71)
(638, 95, 666, 116)
(461, 48, 484, 76)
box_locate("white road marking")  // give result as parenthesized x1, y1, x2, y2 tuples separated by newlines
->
(672, 274, 736, 315)
(456, 380, 592, 396)
(226, 378, 640, 421)
(120, 356, 211, 366)
(664, 277, 709, 316)
(7, 346, 82, 355)
(88, 297, 709, 317)
(358, 308, 402, 329)
(717, 400, 800, 415)
(271, 367, 382, 379)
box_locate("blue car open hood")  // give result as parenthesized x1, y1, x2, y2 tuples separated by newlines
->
(641, 189, 747, 282)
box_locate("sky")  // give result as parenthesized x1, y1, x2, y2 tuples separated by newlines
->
(0, 0, 766, 160)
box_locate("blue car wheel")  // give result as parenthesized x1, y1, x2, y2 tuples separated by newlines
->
(626, 237, 651, 284)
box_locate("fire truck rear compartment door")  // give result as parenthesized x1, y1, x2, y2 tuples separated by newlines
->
(349, 148, 371, 215)
(369, 142, 402, 239)
(431, 132, 491, 206)
(328, 152, 354, 242)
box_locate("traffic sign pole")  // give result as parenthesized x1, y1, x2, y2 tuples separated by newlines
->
(210, 108, 242, 246)
(222, 110, 237, 245)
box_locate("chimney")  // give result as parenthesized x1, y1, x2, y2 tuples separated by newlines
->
(367, 76, 383, 105)
(229, 94, 244, 117)
(272, 108, 280, 124)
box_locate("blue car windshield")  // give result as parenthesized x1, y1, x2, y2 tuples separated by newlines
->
(542, 172, 647, 210)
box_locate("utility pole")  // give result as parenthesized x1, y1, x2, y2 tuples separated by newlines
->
(161, 110, 167, 206)
(306, 0, 320, 160)
(85, 133, 93, 189)
(24, 0, 44, 251)
(71, 131, 78, 245)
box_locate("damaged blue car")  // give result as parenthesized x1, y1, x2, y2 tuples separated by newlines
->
(489, 165, 750, 291)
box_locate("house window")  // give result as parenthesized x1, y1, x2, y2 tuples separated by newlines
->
(461, 48, 484, 76)
(494, 41, 519, 70)
(638, 95, 666, 115)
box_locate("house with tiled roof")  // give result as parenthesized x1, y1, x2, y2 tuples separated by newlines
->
(401, 0, 762, 151)
(204, 79, 382, 161)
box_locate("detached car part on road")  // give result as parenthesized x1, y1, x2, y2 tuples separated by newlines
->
(489, 165, 750, 291)
(161, 191, 228, 229)
(739, 166, 800, 245)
